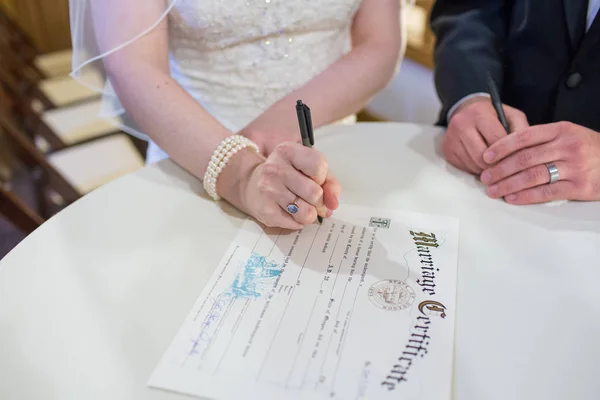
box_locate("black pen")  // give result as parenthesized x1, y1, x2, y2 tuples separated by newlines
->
(295, 100, 322, 224)
(486, 72, 511, 134)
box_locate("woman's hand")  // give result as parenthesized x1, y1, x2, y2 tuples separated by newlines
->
(239, 122, 299, 157)
(218, 142, 342, 229)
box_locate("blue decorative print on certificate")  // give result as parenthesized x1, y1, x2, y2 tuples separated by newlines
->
(226, 252, 282, 298)
(192, 252, 282, 350)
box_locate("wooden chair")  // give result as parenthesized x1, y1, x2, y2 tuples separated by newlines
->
(0, 72, 145, 214)
(0, 46, 53, 109)
(0, 65, 126, 152)
(0, 6, 73, 79)
(36, 70, 103, 110)
(0, 114, 80, 219)
(0, 119, 16, 193)
(0, 118, 144, 209)
(0, 33, 101, 110)
(0, 185, 45, 235)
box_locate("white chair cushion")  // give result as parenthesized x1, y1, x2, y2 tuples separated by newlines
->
(48, 134, 144, 194)
(34, 49, 73, 78)
(38, 69, 102, 107)
(41, 100, 122, 145)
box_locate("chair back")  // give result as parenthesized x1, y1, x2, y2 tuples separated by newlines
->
(0, 6, 39, 63)
(0, 111, 80, 206)
(0, 66, 65, 150)
(0, 184, 44, 235)
(0, 127, 15, 183)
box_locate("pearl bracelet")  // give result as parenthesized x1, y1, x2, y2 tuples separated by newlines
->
(203, 135, 260, 201)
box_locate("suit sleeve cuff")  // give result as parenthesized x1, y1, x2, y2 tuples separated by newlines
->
(447, 93, 491, 122)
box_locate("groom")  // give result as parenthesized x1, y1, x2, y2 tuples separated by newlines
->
(431, 0, 600, 204)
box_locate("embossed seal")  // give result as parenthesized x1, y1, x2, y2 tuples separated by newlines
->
(368, 279, 416, 311)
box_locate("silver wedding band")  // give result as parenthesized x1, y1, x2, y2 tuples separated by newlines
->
(546, 163, 559, 184)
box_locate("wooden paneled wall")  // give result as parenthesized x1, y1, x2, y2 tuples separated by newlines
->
(405, 0, 435, 69)
(1, 0, 71, 53)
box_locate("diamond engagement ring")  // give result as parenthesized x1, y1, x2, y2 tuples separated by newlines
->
(547, 163, 559, 184)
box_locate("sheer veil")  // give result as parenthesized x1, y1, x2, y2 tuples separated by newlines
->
(69, 0, 178, 139)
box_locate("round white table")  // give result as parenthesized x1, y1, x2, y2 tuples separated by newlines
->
(1, 123, 599, 400)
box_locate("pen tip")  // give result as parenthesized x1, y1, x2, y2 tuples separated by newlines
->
(317, 216, 323, 224)
(296, 100, 303, 106)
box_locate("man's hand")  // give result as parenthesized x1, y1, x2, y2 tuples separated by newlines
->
(480, 121, 600, 204)
(443, 97, 529, 174)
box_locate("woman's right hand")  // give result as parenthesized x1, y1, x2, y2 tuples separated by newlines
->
(217, 142, 342, 229)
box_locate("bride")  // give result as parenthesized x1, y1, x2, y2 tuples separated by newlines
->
(70, 0, 402, 229)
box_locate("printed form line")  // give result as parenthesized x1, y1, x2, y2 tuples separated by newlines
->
(251, 230, 264, 253)
(330, 255, 345, 298)
(191, 245, 241, 322)
(318, 281, 349, 385)
(200, 297, 235, 362)
(302, 225, 347, 389)
(213, 298, 251, 375)
(182, 295, 234, 368)
(268, 228, 283, 256)
(285, 294, 319, 388)
(331, 285, 362, 389)
(328, 232, 342, 264)
(256, 225, 321, 381)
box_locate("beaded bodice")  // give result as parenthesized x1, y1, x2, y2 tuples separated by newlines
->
(167, 0, 362, 131)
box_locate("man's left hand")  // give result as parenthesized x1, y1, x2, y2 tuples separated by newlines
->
(480, 121, 600, 204)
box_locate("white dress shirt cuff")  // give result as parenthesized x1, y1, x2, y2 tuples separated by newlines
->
(447, 93, 491, 122)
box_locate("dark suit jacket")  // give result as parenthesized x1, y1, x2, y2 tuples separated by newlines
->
(431, 0, 600, 131)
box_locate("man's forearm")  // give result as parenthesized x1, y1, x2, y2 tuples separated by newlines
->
(431, 0, 510, 125)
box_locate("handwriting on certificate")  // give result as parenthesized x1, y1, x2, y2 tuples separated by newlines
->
(149, 205, 459, 400)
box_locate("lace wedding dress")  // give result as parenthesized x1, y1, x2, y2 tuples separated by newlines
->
(146, 0, 362, 163)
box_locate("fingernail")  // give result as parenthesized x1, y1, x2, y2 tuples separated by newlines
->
(481, 171, 492, 184)
(326, 209, 333, 218)
(483, 151, 495, 164)
(505, 194, 517, 202)
(487, 185, 499, 196)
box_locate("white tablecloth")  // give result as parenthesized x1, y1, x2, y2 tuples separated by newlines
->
(1, 123, 599, 400)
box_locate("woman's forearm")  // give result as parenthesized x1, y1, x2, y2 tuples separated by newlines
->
(242, 0, 401, 146)
(245, 42, 401, 138)
(106, 61, 266, 209)
(106, 62, 235, 178)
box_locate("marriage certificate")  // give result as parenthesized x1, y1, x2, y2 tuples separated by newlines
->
(149, 205, 459, 400)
